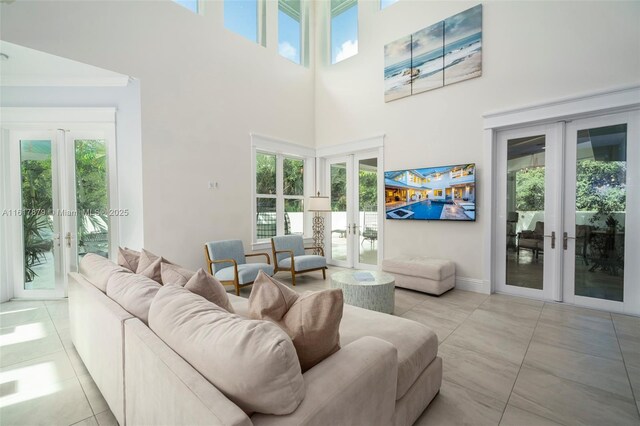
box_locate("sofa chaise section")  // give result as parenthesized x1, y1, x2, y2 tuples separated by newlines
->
(68, 272, 133, 426)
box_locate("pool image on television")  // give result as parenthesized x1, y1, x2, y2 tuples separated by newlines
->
(385, 164, 476, 221)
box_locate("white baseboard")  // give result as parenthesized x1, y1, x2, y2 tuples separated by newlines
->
(455, 277, 490, 294)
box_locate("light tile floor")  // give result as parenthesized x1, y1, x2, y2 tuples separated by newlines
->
(1, 267, 639, 425)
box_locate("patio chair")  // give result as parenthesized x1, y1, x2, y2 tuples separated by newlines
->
(517, 221, 544, 260)
(271, 235, 327, 286)
(204, 240, 274, 295)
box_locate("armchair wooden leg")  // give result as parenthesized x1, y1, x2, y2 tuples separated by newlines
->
(291, 270, 296, 287)
(234, 280, 240, 296)
(322, 269, 326, 280)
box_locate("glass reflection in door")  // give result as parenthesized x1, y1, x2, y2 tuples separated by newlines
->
(358, 158, 378, 265)
(505, 135, 546, 290)
(20, 139, 57, 290)
(574, 124, 626, 302)
(330, 163, 348, 261)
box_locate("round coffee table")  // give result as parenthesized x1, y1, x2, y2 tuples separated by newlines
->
(331, 270, 395, 314)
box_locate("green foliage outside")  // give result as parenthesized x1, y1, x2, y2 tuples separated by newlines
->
(516, 160, 626, 227)
(331, 166, 377, 212)
(255, 154, 304, 196)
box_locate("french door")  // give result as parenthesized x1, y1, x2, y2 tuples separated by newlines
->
(326, 152, 382, 269)
(496, 111, 640, 314)
(4, 126, 117, 298)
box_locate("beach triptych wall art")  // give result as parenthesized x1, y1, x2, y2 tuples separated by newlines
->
(384, 4, 482, 102)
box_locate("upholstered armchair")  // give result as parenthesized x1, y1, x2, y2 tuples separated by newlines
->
(204, 240, 274, 295)
(270, 235, 327, 286)
(517, 221, 545, 259)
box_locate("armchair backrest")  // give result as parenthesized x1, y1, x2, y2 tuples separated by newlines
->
(271, 235, 305, 263)
(205, 240, 246, 273)
(533, 221, 545, 237)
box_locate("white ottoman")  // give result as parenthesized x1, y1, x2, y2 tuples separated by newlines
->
(382, 257, 455, 295)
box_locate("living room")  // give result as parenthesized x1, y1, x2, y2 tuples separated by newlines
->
(1, 1, 639, 425)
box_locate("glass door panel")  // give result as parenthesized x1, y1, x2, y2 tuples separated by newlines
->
(505, 135, 546, 290)
(19, 139, 60, 291)
(329, 161, 349, 264)
(356, 157, 378, 267)
(74, 139, 110, 261)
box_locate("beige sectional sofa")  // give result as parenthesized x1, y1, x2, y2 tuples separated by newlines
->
(69, 254, 442, 426)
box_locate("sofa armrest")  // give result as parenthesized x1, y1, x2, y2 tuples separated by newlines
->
(251, 336, 398, 426)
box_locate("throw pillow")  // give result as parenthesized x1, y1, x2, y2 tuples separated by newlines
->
(148, 285, 305, 415)
(184, 269, 235, 313)
(136, 249, 164, 284)
(117, 247, 140, 272)
(160, 262, 196, 286)
(106, 271, 162, 324)
(248, 271, 343, 371)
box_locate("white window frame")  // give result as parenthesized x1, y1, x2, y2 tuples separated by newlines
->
(251, 134, 315, 250)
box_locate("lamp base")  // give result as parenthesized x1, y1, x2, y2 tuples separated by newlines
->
(312, 213, 325, 256)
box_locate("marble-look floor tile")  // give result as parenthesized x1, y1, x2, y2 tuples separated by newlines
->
(394, 288, 429, 315)
(95, 409, 119, 426)
(488, 293, 545, 309)
(44, 300, 69, 320)
(55, 326, 74, 349)
(66, 346, 89, 377)
(445, 318, 531, 366)
(532, 321, 623, 361)
(0, 350, 76, 393)
(612, 313, 640, 338)
(467, 307, 538, 336)
(436, 289, 488, 310)
(78, 373, 109, 414)
(415, 379, 504, 426)
(510, 365, 640, 426)
(0, 320, 63, 367)
(0, 304, 50, 328)
(400, 309, 458, 343)
(523, 340, 633, 399)
(539, 303, 615, 335)
(439, 343, 520, 403)
(0, 376, 93, 426)
(71, 416, 99, 426)
(479, 295, 544, 323)
(626, 364, 640, 401)
(499, 404, 563, 426)
(614, 316, 640, 369)
(0, 301, 45, 312)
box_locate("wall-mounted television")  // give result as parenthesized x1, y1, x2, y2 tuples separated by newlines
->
(385, 163, 476, 221)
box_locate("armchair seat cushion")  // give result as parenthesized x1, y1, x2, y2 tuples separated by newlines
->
(215, 263, 274, 284)
(279, 255, 326, 272)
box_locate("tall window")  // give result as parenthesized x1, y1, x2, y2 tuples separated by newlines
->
(173, 0, 199, 13)
(278, 0, 302, 64)
(380, 0, 398, 10)
(331, 0, 358, 64)
(225, 0, 265, 45)
(255, 151, 307, 241)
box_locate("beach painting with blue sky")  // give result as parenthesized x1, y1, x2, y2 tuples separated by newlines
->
(411, 21, 444, 95)
(384, 34, 412, 102)
(444, 4, 482, 85)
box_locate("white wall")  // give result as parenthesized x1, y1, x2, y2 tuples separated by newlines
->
(0, 83, 145, 250)
(0, 0, 316, 270)
(314, 1, 640, 282)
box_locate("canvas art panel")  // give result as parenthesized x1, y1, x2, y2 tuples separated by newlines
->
(443, 4, 483, 86)
(384, 34, 412, 102)
(411, 21, 444, 95)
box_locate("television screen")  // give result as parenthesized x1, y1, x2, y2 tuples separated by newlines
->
(385, 163, 476, 221)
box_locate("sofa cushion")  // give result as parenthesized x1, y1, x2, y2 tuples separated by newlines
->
(382, 257, 455, 280)
(339, 304, 438, 400)
(106, 271, 162, 324)
(184, 269, 235, 313)
(136, 249, 166, 283)
(215, 263, 274, 285)
(278, 255, 326, 272)
(148, 285, 305, 415)
(160, 263, 196, 286)
(249, 271, 343, 372)
(117, 247, 140, 272)
(79, 253, 131, 293)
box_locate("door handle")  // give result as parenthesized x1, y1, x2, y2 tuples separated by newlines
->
(544, 231, 556, 249)
(53, 233, 61, 247)
(563, 232, 576, 250)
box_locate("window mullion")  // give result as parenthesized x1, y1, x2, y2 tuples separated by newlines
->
(276, 154, 285, 236)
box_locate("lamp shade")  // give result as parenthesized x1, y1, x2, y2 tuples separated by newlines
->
(307, 195, 331, 212)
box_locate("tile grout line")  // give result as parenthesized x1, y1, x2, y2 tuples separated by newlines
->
(497, 300, 545, 425)
(611, 313, 640, 419)
(436, 295, 488, 345)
